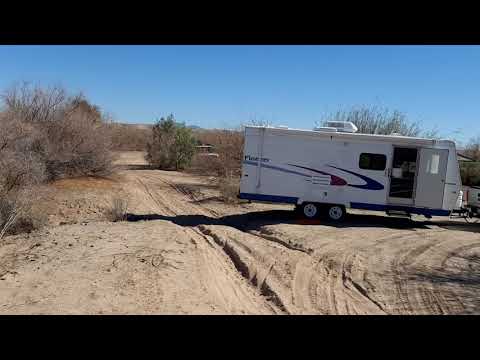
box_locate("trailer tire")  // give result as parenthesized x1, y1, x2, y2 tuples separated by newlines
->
(301, 203, 319, 219)
(327, 205, 346, 222)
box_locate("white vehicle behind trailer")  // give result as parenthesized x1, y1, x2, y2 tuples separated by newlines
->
(465, 186, 480, 216)
(239, 123, 462, 221)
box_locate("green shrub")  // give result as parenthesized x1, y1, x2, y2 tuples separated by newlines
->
(146, 115, 196, 170)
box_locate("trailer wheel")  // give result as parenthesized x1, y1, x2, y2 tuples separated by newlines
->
(327, 205, 345, 221)
(301, 203, 319, 219)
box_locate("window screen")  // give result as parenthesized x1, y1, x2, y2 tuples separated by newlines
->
(359, 153, 387, 171)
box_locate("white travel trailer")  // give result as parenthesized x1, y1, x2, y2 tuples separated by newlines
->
(239, 123, 462, 221)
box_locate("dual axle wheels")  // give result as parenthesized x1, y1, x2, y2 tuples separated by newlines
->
(298, 203, 346, 221)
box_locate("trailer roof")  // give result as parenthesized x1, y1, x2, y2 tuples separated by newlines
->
(244, 125, 456, 147)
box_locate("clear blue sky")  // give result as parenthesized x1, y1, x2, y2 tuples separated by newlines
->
(1, 45, 479, 144)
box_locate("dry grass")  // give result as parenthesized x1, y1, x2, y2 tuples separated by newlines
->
(104, 197, 129, 222)
(218, 175, 240, 204)
(0, 186, 50, 239)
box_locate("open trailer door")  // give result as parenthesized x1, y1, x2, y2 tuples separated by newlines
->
(414, 148, 449, 209)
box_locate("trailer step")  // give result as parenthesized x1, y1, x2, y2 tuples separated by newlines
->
(386, 210, 411, 218)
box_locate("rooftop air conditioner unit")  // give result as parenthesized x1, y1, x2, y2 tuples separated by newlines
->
(325, 121, 358, 133)
(313, 127, 338, 132)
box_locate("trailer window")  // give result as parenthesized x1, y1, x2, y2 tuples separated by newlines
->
(359, 153, 386, 171)
(425, 154, 440, 174)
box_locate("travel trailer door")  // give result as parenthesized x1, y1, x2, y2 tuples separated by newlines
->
(388, 147, 418, 205)
(414, 148, 449, 209)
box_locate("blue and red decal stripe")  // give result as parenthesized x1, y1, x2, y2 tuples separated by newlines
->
(327, 165, 384, 190)
(243, 160, 311, 177)
(243, 161, 384, 191)
(287, 164, 347, 186)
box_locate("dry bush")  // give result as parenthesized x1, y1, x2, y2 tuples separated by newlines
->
(43, 112, 114, 179)
(191, 128, 244, 177)
(463, 136, 480, 161)
(3, 83, 68, 124)
(0, 115, 46, 188)
(459, 136, 480, 186)
(188, 128, 244, 204)
(104, 197, 129, 222)
(460, 162, 480, 187)
(187, 154, 222, 175)
(218, 176, 240, 203)
(0, 186, 50, 239)
(1, 83, 114, 180)
(109, 123, 151, 151)
(0, 115, 48, 239)
(0, 83, 115, 237)
(187, 128, 244, 204)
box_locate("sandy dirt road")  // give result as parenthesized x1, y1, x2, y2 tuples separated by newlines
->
(1, 152, 479, 314)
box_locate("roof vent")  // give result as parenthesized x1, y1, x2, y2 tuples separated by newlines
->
(325, 121, 358, 133)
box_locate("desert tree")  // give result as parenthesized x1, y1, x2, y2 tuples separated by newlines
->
(146, 114, 197, 170)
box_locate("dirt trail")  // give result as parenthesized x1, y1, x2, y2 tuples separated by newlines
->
(120, 168, 480, 314)
(0, 172, 275, 314)
(1, 152, 480, 314)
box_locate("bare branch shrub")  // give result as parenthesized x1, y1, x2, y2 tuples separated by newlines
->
(321, 106, 424, 137)
(2, 82, 67, 124)
(460, 136, 480, 187)
(0, 83, 115, 237)
(43, 108, 114, 179)
(1, 83, 114, 180)
(463, 136, 480, 161)
(188, 128, 244, 203)
(109, 123, 151, 151)
(0, 112, 48, 239)
(191, 128, 244, 177)
(460, 162, 480, 187)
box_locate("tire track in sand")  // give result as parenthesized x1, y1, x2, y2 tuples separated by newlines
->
(124, 170, 480, 315)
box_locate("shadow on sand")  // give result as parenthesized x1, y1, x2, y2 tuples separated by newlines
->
(116, 164, 155, 170)
(123, 209, 464, 232)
